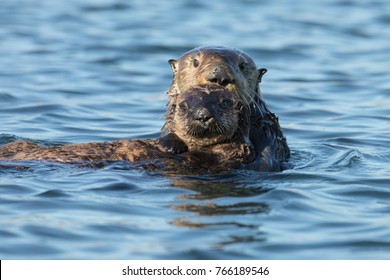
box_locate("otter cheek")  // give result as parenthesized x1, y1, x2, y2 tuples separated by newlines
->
(179, 77, 196, 92)
(195, 73, 209, 86)
(180, 119, 193, 139)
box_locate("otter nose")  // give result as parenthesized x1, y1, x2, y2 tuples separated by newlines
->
(207, 67, 236, 87)
(195, 108, 213, 123)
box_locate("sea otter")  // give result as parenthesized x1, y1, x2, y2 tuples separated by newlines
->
(157, 46, 289, 165)
(0, 85, 264, 173)
(0, 47, 290, 173)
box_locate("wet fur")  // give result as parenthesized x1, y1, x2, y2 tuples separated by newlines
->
(158, 46, 290, 169)
(167, 84, 251, 149)
(0, 85, 258, 174)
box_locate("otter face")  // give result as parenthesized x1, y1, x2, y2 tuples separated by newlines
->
(171, 84, 248, 148)
(168, 46, 267, 105)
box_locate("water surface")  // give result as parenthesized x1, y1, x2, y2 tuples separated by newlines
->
(0, 0, 389, 259)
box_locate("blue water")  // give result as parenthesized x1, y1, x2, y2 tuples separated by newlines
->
(1, 0, 389, 259)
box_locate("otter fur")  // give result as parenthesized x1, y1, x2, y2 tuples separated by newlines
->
(0, 85, 263, 174)
(158, 46, 289, 166)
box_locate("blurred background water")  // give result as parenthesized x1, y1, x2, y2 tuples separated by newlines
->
(0, 0, 389, 259)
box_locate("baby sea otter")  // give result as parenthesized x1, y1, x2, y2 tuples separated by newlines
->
(0, 85, 255, 173)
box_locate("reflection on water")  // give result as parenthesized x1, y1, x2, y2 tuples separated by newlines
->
(168, 174, 271, 252)
(1, 0, 390, 259)
(171, 175, 272, 200)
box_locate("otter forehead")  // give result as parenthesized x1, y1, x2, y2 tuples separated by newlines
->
(179, 46, 257, 67)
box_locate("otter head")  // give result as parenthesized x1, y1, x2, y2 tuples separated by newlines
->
(167, 46, 267, 106)
(170, 84, 250, 149)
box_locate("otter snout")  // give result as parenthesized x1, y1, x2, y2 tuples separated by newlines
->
(207, 66, 236, 87)
(195, 108, 213, 123)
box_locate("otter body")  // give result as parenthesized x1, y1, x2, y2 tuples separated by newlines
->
(0, 47, 290, 174)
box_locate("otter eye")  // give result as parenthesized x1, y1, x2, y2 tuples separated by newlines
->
(220, 99, 232, 109)
(193, 59, 200, 68)
(179, 101, 189, 111)
(239, 61, 246, 71)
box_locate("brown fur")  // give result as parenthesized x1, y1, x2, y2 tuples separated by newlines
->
(165, 46, 266, 105)
(158, 46, 290, 169)
(0, 85, 259, 174)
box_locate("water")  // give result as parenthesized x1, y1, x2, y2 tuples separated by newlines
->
(0, 0, 389, 259)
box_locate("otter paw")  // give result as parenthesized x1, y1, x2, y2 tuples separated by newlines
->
(222, 143, 256, 162)
(155, 134, 188, 154)
(241, 143, 256, 163)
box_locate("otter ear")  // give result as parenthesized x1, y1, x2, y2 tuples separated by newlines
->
(258, 68, 267, 83)
(168, 59, 178, 74)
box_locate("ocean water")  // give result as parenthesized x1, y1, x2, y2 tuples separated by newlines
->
(0, 0, 389, 259)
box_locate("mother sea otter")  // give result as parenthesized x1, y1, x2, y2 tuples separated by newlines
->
(0, 47, 289, 173)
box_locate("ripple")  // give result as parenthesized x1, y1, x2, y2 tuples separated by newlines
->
(88, 182, 140, 192)
(0, 134, 25, 144)
(171, 202, 270, 216)
(0, 184, 35, 195)
(0, 244, 63, 257)
(2, 104, 65, 114)
(23, 225, 87, 241)
(247, 47, 309, 60)
(0, 229, 19, 238)
(0, 92, 18, 102)
(36, 190, 71, 198)
(330, 185, 390, 200)
(82, 3, 131, 12)
(329, 149, 365, 168)
(171, 177, 272, 200)
(88, 224, 141, 234)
